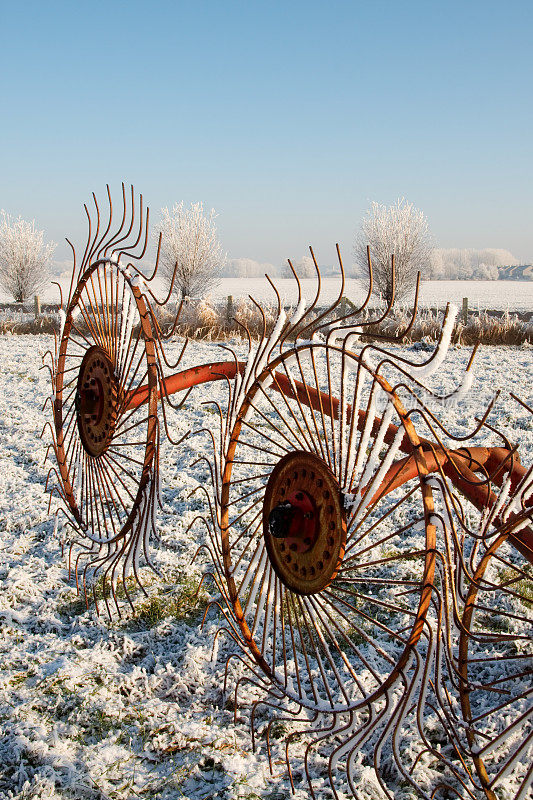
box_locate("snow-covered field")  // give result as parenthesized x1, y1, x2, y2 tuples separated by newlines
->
(213, 278, 533, 313)
(0, 334, 532, 799)
(5, 278, 532, 313)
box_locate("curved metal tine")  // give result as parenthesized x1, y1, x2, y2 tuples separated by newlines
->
(191, 527, 225, 573)
(348, 273, 419, 348)
(189, 459, 221, 512)
(474, 413, 514, 452)
(150, 310, 188, 363)
(457, 441, 521, 487)
(42, 442, 54, 468)
(234, 674, 274, 731)
(265, 273, 281, 321)
(354, 253, 396, 334)
(234, 317, 253, 354)
(316, 245, 375, 339)
(191, 541, 220, 573)
(150, 232, 163, 282)
(64, 238, 79, 311)
(297, 244, 346, 342)
(215, 342, 248, 434)
(302, 712, 362, 797)
(225, 654, 268, 705)
(248, 294, 267, 342)
(89, 185, 114, 265)
(250, 694, 301, 759)
(278, 257, 303, 350)
(113, 192, 146, 265)
(40, 362, 55, 386)
(510, 392, 533, 415)
(78, 202, 94, 278)
(52, 327, 59, 363)
(410, 420, 498, 502)
(157, 300, 185, 344)
(368, 271, 421, 343)
(106, 186, 139, 266)
(152, 359, 194, 412)
(82, 193, 102, 274)
(216, 377, 237, 467)
(102, 183, 133, 259)
(239, 295, 270, 378)
(209, 347, 242, 444)
(124, 201, 150, 262)
(289, 245, 324, 339)
(98, 183, 126, 261)
(156, 381, 191, 447)
(142, 252, 180, 307)
(264, 702, 312, 774)
(325, 249, 396, 345)
(406, 424, 497, 544)
(220, 648, 258, 690)
(51, 281, 64, 310)
(357, 317, 476, 402)
(142, 287, 184, 371)
(401, 382, 500, 444)
(283, 711, 324, 793)
(189, 419, 227, 500)
(263, 273, 292, 358)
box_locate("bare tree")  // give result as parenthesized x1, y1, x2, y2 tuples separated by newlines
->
(0, 211, 56, 302)
(156, 202, 225, 299)
(354, 199, 431, 304)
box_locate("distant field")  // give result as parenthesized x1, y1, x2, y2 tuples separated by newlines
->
(1, 277, 532, 313)
(212, 277, 533, 312)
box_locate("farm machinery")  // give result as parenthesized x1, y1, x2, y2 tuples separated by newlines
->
(43, 186, 532, 799)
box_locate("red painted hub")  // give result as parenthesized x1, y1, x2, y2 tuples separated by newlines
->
(267, 489, 318, 554)
(263, 451, 347, 595)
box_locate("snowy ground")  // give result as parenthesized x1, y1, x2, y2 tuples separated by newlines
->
(0, 335, 532, 799)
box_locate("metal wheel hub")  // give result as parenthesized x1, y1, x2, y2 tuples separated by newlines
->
(263, 451, 347, 595)
(76, 346, 118, 457)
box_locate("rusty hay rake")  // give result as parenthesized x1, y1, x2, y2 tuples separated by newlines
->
(43, 186, 532, 800)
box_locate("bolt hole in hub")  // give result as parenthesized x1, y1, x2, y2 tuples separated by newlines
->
(75, 345, 119, 457)
(263, 451, 347, 595)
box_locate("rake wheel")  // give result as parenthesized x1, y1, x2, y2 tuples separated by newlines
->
(219, 342, 436, 713)
(54, 258, 159, 600)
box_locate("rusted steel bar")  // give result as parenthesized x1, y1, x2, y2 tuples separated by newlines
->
(125, 361, 241, 410)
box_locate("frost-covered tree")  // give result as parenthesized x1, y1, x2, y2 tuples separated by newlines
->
(223, 257, 277, 278)
(156, 202, 225, 299)
(428, 248, 518, 280)
(282, 255, 317, 278)
(354, 199, 431, 304)
(0, 212, 56, 302)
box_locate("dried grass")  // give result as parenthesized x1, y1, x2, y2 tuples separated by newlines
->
(1, 300, 531, 345)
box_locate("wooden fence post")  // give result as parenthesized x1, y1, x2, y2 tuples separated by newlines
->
(462, 297, 468, 325)
(226, 295, 233, 324)
(34, 295, 41, 319)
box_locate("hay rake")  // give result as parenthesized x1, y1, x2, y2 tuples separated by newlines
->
(43, 186, 532, 799)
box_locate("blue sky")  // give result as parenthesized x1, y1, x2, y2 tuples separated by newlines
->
(1, 0, 532, 267)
